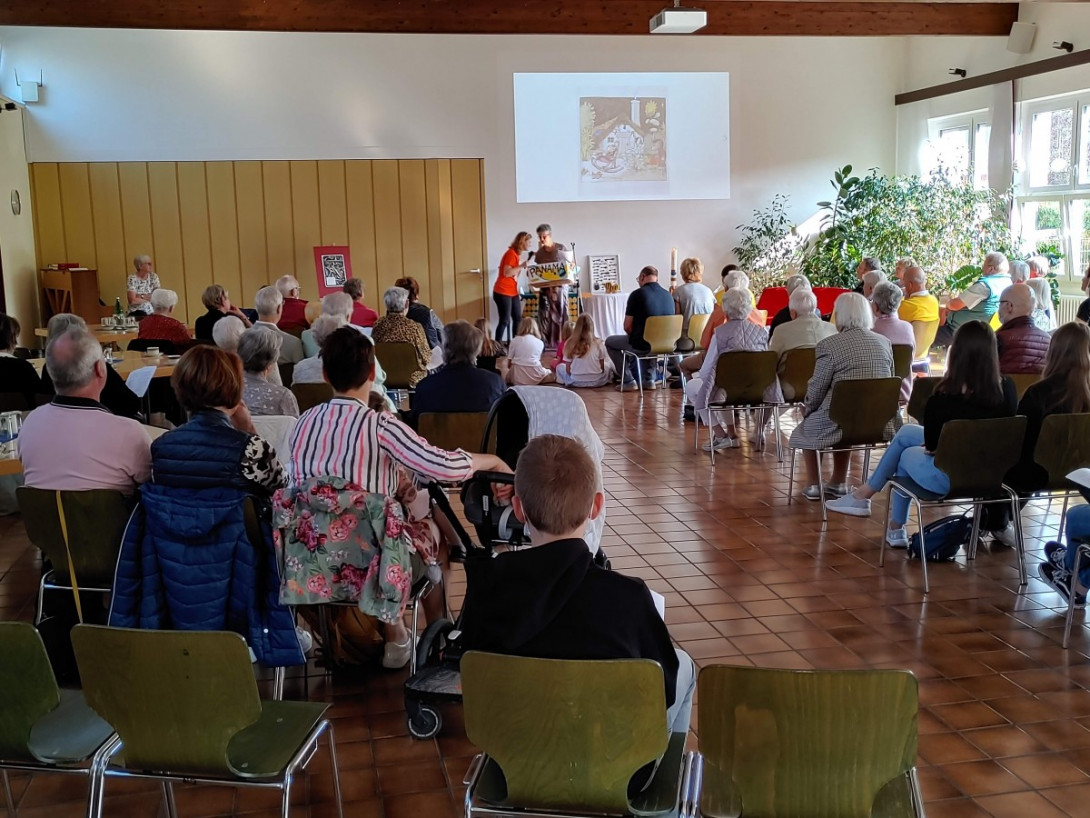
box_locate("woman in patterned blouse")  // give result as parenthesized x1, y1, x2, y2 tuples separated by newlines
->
(127, 254, 161, 316)
(238, 326, 300, 418)
(371, 286, 431, 387)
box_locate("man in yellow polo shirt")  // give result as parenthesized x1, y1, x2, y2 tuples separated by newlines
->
(898, 266, 939, 324)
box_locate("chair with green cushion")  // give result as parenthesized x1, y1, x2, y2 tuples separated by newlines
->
(881, 416, 1028, 595)
(686, 665, 923, 818)
(891, 343, 913, 381)
(290, 381, 333, 413)
(70, 625, 343, 818)
(1032, 413, 1090, 541)
(698, 350, 783, 464)
(417, 411, 490, 454)
(0, 622, 116, 817)
(16, 488, 131, 625)
(621, 314, 684, 396)
(905, 376, 939, 425)
(787, 377, 902, 522)
(374, 341, 422, 397)
(461, 651, 686, 818)
(777, 346, 814, 406)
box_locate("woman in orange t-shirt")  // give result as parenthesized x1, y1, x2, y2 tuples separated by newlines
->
(494, 231, 531, 342)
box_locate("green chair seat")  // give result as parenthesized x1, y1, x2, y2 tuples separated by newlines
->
(227, 700, 331, 779)
(27, 689, 114, 765)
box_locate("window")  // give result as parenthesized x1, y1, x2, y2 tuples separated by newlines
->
(926, 112, 990, 190)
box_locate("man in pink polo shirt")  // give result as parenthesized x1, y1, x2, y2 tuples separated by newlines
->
(20, 326, 151, 494)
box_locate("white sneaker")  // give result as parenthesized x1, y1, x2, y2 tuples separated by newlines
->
(295, 626, 313, 655)
(802, 485, 823, 502)
(702, 436, 739, 452)
(991, 524, 1018, 549)
(826, 494, 872, 517)
(886, 527, 909, 548)
(382, 636, 415, 670)
(620, 380, 639, 392)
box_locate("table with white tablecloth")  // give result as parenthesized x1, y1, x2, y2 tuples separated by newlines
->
(580, 292, 629, 338)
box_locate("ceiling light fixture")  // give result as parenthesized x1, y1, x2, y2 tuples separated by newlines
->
(650, 1, 707, 34)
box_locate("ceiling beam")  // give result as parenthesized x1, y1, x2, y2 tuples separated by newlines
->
(0, 1, 1018, 37)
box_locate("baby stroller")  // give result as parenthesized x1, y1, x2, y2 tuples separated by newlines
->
(403, 387, 609, 738)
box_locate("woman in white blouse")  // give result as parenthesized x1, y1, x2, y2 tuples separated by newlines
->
(127, 254, 160, 315)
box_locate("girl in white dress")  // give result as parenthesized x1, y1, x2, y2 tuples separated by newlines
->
(505, 317, 556, 385)
(556, 314, 614, 388)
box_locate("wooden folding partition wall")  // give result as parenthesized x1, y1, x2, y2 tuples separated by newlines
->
(28, 158, 488, 325)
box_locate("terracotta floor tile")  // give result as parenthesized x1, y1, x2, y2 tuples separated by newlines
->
(941, 759, 1030, 796)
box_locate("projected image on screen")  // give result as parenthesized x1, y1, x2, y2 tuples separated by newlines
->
(514, 72, 729, 203)
(580, 97, 667, 184)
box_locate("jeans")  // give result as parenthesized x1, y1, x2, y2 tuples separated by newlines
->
(1063, 505, 1090, 585)
(605, 335, 649, 383)
(492, 292, 522, 343)
(666, 648, 696, 736)
(866, 424, 950, 526)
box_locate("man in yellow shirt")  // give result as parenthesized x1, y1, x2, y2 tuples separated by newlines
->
(898, 266, 939, 324)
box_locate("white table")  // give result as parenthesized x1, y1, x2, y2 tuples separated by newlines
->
(581, 292, 629, 338)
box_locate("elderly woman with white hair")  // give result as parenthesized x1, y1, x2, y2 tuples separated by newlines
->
(372, 286, 431, 388)
(789, 292, 895, 501)
(687, 288, 781, 452)
(870, 281, 916, 401)
(302, 292, 355, 358)
(136, 288, 192, 350)
(861, 269, 888, 300)
(769, 287, 837, 399)
(238, 326, 300, 417)
(212, 315, 247, 353)
(127, 254, 160, 315)
(768, 273, 814, 340)
(295, 305, 398, 410)
(1025, 277, 1057, 332)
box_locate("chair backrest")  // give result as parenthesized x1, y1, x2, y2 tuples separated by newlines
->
(712, 350, 780, 406)
(127, 338, 178, 355)
(0, 622, 62, 761)
(910, 319, 939, 360)
(461, 651, 668, 814)
(418, 412, 490, 453)
(16, 488, 131, 586)
(687, 313, 711, 349)
(778, 347, 815, 403)
(933, 416, 1028, 497)
(290, 382, 333, 413)
(891, 344, 913, 380)
(251, 415, 297, 460)
(0, 392, 31, 412)
(277, 361, 294, 388)
(906, 376, 940, 424)
(643, 315, 684, 355)
(697, 665, 918, 818)
(71, 626, 263, 776)
(375, 341, 421, 389)
(1005, 372, 1041, 400)
(827, 377, 902, 447)
(1033, 413, 1090, 490)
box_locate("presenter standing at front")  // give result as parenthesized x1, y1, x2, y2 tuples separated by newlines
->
(531, 223, 575, 348)
(495, 232, 531, 343)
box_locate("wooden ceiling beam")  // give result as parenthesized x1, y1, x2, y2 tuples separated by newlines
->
(0, 1, 1018, 37)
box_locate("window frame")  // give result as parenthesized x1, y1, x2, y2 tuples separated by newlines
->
(1021, 96, 1083, 194)
(926, 110, 990, 190)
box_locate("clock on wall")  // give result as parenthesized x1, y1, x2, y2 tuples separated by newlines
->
(10, 189, 20, 216)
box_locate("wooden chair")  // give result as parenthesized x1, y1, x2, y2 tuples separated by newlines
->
(620, 315, 683, 395)
(0, 622, 117, 818)
(71, 626, 343, 818)
(374, 341, 423, 396)
(906, 376, 940, 425)
(882, 416, 1028, 594)
(461, 651, 686, 818)
(685, 665, 923, 818)
(290, 382, 333, 413)
(777, 346, 815, 406)
(1006, 372, 1041, 400)
(697, 350, 783, 463)
(910, 319, 940, 374)
(787, 377, 902, 521)
(1031, 413, 1090, 540)
(417, 412, 490, 453)
(16, 488, 130, 625)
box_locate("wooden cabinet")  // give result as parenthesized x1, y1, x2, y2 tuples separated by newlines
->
(40, 268, 104, 324)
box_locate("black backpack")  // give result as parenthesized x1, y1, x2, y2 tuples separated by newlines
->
(908, 513, 972, 562)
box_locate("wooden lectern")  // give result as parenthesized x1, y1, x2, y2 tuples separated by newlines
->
(40, 268, 104, 324)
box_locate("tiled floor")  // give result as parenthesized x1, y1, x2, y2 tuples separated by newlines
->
(3, 386, 1090, 816)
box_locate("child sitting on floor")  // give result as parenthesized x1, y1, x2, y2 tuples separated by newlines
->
(556, 314, 614, 389)
(506, 317, 556, 385)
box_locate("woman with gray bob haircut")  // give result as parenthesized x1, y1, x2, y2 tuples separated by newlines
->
(38, 313, 141, 419)
(442, 320, 484, 367)
(871, 281, 903, 317)
(870, 282, 916, 402)
(383, 286, 410, 314)
(238, 326, 299, 418)
(371, 286, 432, 388)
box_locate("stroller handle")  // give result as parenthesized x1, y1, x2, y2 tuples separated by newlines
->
(473, 470, 515, 485)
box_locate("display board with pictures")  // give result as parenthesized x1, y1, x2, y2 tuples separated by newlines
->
(588, 254, 620, 291)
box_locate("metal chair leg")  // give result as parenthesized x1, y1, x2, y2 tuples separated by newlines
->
(787, 448, 796, 505)
(816, 452, 827, 523)
(1062, 546, 1087, 649)
(326, 723, 345, 818)
(1008, 489, 1028, 586)
(3, 769, 15, 817)
(1059, 494, 1071, 541)
(273, 666, 285, 701)
(916, 499, 930, 594)
(907, 766, 926, 818)
(879, 486, 892, 566)
(967, 505, 982, 561)
(162, 782, 178, 818)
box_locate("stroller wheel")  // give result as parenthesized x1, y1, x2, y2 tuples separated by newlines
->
(407, 704, 442, 739)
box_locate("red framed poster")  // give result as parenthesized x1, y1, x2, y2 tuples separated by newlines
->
(313, 246, 353, 297)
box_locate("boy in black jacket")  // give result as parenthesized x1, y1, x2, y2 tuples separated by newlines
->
(459, 434, 694, 736)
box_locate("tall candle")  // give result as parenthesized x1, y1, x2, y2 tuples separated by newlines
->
(671, 247, 678, 271)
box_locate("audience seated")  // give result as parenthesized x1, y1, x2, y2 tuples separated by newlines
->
(302, 292, 354, 358)
(789, 293, 895, 501)
(827, 321, 1017, 546)
(475, 317, 508, 378)
(109, 345, 302, 668)
(672, 257, 715, 351)
(893, 257, 917, 283)
(1040, 504, 1090, 606)
(295, 313, 397, 410)
(20, 324, 151, 494)
(459, 434, 694, 739)
(1079, 298, 1090, 325)
(277, 327, 511, 668)
(551, 320, 576, 373)
(137, 289, 193, 349)
(343, 278, 379, 328)
(395, 276, 445, 349)
(853, 257, 882, 294)
(688, 288, 781, 452)
(870, 281, 916, 400)
(211, 314, 246, 353)
(933, 251, 1011, 348)
(0, 313, 41, 407)
(1009, 259, 1029, 285)
(239, 326, 300, 417)
(506, 317, 557, 386)
(556, 314, 614, 389)
(861, 269, 887, 300)
(995, 283, 1051, 375)
(412, 320, 504, 424)
(769, 287, 837, 399)
(604, 265, 675, 391)
(1025, 277, 1057, 332)
(254, 285, 305, 367)
(1027, 255, 1050, 279)
(194, 284, 251, 342)
(274, 275, 310, 334)
(699, 269, 765, 352)
(898, 266, 939, 324)
(767, 274, 814, 340)
(373, 286, 432, 388)
(38, 314, 141, 420)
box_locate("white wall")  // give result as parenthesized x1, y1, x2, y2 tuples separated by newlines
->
(0, 27, 900, 300)
(0, 101, 38, 344)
